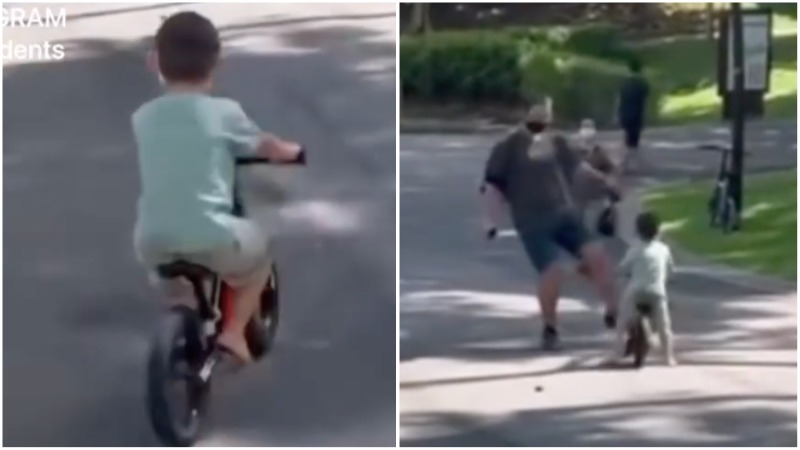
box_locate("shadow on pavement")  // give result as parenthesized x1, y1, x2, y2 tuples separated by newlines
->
(4, 15, 395, 447)
(401, 394, 797, 447)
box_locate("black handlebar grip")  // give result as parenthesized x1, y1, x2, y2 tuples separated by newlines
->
(295, 147, 307, 165)
(236, 146, 307, 166)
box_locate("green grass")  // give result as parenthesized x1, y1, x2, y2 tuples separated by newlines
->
(642, 171, 797, 280)
(638, 13, 797, 125)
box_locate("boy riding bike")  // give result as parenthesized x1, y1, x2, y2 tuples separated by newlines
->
(609, 212, 677, 366)
(132, 12, 301, 364)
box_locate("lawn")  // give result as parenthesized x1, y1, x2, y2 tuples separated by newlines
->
(639, 11, 797, 124)
(642, 170, 796, 280)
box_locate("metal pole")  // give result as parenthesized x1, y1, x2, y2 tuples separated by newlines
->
(730, 2, 745, 225)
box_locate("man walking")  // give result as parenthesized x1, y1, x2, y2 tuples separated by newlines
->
(617, 58, 650, 173)
(480, 102, 620, 350)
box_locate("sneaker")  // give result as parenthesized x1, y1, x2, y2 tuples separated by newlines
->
(541, 325, 561, 351)
(665, 356, 678, 367)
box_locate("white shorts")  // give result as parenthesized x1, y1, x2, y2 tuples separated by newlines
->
(134, 217, 271, 290)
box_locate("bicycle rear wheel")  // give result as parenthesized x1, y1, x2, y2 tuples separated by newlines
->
(708, 182, 727, 227)
(721, 196, 739, 234)
(245, 262, 281, 360)
(630, 317, 650, 368)
(147, 305, 209, 446)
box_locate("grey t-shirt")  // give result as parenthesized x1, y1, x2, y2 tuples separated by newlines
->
(484, 127, 581, 231)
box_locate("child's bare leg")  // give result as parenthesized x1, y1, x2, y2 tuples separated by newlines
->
(654, 298, 676, 365)
(217, 263, 270, 363)
(604, 290, 633, 364)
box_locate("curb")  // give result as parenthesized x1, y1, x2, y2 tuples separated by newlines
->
(399, 119, 512, 135)
(400, 116, 797, 137)
(618, 187, 795, 294)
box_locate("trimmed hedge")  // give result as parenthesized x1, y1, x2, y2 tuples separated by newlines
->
(400, 31, 521, 101)
(521, 49, 658, 127)
(401, 24, 658, 125)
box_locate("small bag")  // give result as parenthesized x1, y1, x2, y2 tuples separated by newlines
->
(596, 202, 618, 237)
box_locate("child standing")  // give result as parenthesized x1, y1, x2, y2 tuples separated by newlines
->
(611, 211, 677, 366)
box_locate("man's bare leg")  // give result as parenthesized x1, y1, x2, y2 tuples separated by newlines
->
(537, 264, 563, 328)
(537, 263, 564, 350)
(580, 242, 619, 322)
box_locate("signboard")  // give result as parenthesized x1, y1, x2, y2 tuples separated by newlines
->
(717, 9, 773, 118)
(727, 12, 771, 91)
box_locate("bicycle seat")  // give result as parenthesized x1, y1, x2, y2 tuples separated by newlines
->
(156, 260, 214, 280)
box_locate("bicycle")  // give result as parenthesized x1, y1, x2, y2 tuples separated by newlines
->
(699, 142, 744, 234)
(146, 151, 306, 446)
(624, 301, 654, 368)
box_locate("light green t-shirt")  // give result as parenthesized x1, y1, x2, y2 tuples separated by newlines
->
(132, 93, 261, 253)
(618, 239, 675, 297)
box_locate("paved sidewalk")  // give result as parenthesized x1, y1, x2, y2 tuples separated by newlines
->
(399, 127, 797, 446)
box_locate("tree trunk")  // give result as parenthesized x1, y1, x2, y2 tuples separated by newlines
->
(409, 3, 431, 35)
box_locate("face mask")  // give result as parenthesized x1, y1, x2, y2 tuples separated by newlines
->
(525, 122, 547, 134)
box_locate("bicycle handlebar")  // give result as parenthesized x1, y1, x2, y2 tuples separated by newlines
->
(236, 147, 307, 166)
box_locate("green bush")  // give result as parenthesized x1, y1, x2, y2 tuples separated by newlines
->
(400, 31, 522, 102)
(520, 49, 660, 126)
(400, 25, 655, 125)
(562, 23, 635, 62)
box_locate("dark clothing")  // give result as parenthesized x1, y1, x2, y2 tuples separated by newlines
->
(618, 75, 649, 127)
(519, 210, 593, 272)
(483, 128, 581, 232)
(484, 128, 598, 272)
(623, 121, 643, 148)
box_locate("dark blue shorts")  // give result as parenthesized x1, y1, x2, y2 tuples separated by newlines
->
(518, 210, 594, 273)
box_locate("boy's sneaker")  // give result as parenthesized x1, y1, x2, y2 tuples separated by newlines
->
(541, 325, 561, 351)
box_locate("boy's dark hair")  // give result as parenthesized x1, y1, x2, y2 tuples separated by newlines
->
(628, 57, 642, 74)
(636, 211, 661, 241)
(155, 12, 220, 82)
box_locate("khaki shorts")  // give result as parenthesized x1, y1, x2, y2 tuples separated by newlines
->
(134, 217, 271, 292)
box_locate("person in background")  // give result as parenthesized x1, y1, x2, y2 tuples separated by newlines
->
(571, 118, 621, 277)
(617, 58, 650, 173)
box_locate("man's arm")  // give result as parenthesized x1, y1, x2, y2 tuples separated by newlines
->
(480, 132, 515, 237)
(554, 135, 620, 199)
(618, 247, 635, 277)
(480, 182, 506, 238)
(580, 160, 621, 200)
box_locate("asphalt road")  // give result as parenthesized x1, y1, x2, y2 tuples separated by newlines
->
(399, 127, 797, 446)
(4, 4, 396, 446)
